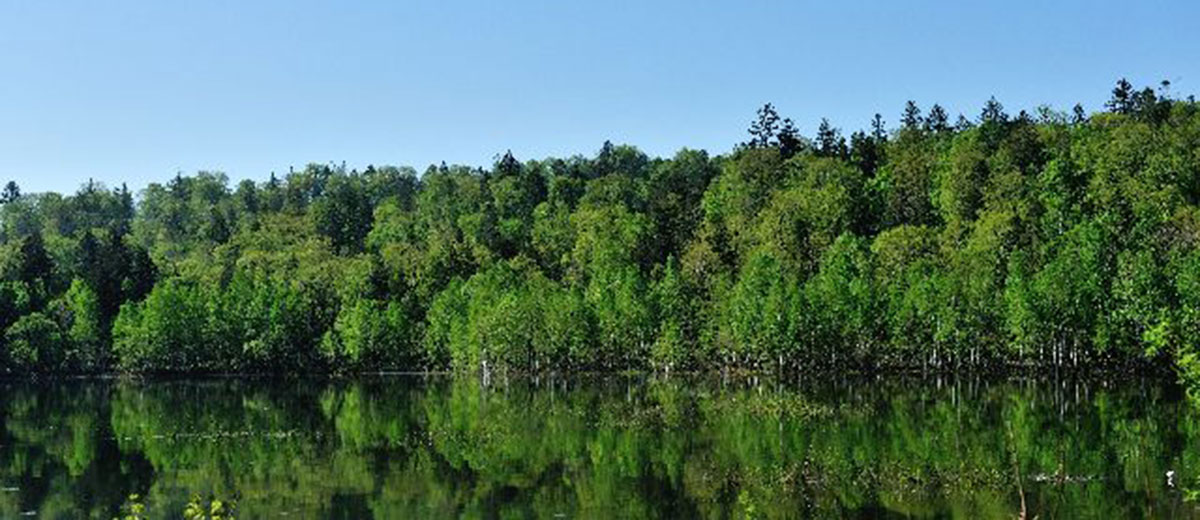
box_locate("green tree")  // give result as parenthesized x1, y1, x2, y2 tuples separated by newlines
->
(322, 298, 416, 371)
(1, 181, 20, 204)
(803, 234, 878, 366)
(312, 173, 373, 254)
(4, 312, 64, 372)
(901, 100, 923, 129)
(717, 248, 801, 368)
(61, 278, 104, 370)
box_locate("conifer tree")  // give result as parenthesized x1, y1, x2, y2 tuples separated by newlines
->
(901, 101, 923, 129)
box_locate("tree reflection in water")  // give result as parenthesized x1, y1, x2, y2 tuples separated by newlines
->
(0, 376, 1197, 519)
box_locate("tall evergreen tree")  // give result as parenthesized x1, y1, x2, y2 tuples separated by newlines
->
(849, 131, 880, 178)
(925, 104, 949, 133)
(114, 183, 134, 236)
(816, 118, 844, 158)
(746, 103, 781, 149)
(777, 118, 803, 158)
(1072, 103, 1087, 124)
(980, 96, 1008, 123)
(870, 113, 887, 142)
(901, 101, 923, 130)
(496, 150, 521, 178)
(1106, 78, 1135, 114)
(954, 113, 973, 131)
(1, 181, 20, 204)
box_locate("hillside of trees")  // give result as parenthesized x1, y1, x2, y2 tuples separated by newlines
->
(1, 80, 1199, 386)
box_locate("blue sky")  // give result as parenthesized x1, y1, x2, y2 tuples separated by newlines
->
(1, 1, 1197, 194)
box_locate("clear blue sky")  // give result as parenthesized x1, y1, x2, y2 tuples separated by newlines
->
(2, 1, 1197, 194)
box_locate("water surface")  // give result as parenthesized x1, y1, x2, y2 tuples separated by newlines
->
(0, 376, 1197, 518)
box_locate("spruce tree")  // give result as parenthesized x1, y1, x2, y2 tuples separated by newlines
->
(777, 118, 803, 158)
(925, 104, 949, 133)
(980, 97, 1008, 124)
(1072, 103, 1087, 124)
(1, 181, 20, 204)
(747, 103, 781, 148)
(870, 113, 887, 141)
(901, 101, 923, 130)
(1106, 78, 1134, 114)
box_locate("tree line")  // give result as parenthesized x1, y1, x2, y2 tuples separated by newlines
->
(1, 79, 1199, 385)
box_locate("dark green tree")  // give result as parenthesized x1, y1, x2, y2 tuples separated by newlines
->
(816, 118, 846, 159)
(901, 101, 923, 129)
(925, 104, 949, 133)
(1, 181, 20, 204)
(1106, 78, 1135, 114)
(1072, 103, 1087, 124)
(746, 103, 782, 149)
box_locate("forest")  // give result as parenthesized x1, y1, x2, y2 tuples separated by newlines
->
(1, 79, 1199, 386)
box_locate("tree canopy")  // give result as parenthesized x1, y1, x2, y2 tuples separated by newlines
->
(1, 79, 1199, 391)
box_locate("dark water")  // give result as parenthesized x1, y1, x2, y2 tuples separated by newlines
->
(0, 375, 1198, 519)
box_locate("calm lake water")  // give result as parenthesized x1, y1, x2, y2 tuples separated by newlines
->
(0, 375, 1197, 519)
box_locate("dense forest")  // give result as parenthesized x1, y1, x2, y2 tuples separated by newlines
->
(1, 80, 1199, 385)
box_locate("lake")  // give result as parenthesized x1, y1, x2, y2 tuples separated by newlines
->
(0, 375, 1196, 518)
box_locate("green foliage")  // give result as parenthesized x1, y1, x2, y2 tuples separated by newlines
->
(7, 377, 1200, 518)
(871, 225, 940, 357)
(183, 494, 236, 520)
(4, 312, 64, 372)
(61, 278, 104, 370)
(2, 80, 1200, 381)
(322, 298, 416, 371)
(803, 234, 879, 362)
(717, 248, 802, 368)
(112, 279, 215, 372)
(650, 257, 701, 369)
(312, 172, 374, 254)
(114, 494, 146, 520)
(1173, 250, 1200, 392)
(877, 128, 937, 227)
(0, 280, 31, 336)
(424, 259, 592, 371)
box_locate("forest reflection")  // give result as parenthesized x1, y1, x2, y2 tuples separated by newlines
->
(0, 375, 1196, 518)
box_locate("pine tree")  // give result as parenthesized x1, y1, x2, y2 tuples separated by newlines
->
(747, 103, 781, 148)
(925, 104, 949, 133)
(595, 140, 617, 178)
(980, 97, 1008, 124)
(1106, 78, 1135, 114)
(901, 101, 923, 130)
(1, 181, 20, 204)
(169, 172, 188, 200)
(850, 130, 881, 177)
(114, 183, 134, 236)
(816, 118, 843, 157)
(870, 113, 887, 142)
(954, 114, 974, 131)
(777, 118, 803, 158)
(496, 150, 521, 178)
